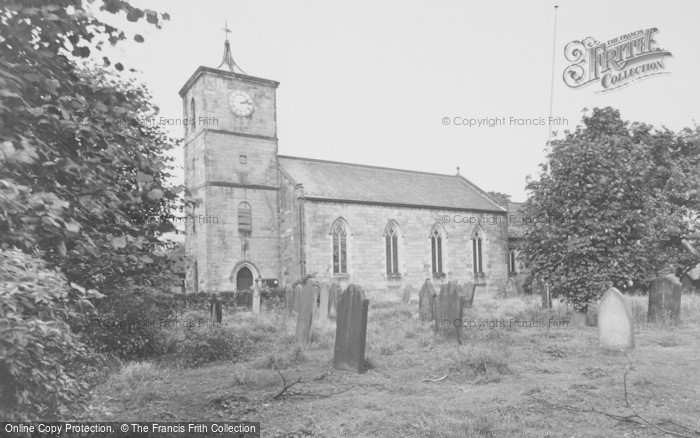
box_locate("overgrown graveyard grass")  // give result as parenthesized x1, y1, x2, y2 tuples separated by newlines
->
(92, 290, 700, 437)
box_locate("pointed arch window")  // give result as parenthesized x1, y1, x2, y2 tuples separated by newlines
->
(385, 224, 400, 275)
(509, 250, 517, 274)
(430, 227, 444, 275)
(332, 221, 348, 274)
(238, 202, 252, 236)
(473, 229, 484, 275)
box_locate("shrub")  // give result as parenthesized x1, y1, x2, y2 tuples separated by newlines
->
(73, 284, 180, 359)
(177, 325, 254, 368)
(0, 249, 101, 420)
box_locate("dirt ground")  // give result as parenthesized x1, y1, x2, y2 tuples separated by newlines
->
(93, 290, 700, 438)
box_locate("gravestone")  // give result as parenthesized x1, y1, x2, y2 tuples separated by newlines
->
(418, 279, 437, 322)
(333, 284, 369, 374)
(533, 278, 551, 309)
(648, 275, 682, 323)
(597, 287, 635, 352)
(312, 282, 321, 320)
(462, 282, 476, 307)
(284, 285, 294, 316)
(402, 284, 413, 304)
(585, 304, 598, 327)
(252, 284, 261, 315)
(319, 283, 330, 320)
(210, 295, 222, 324)
(328, 284, 341, 320)
(293, 284, 303, 313)
(506, 278, 517, 297)
(433, 282, 465, 344)
(296, 280, 317, 343)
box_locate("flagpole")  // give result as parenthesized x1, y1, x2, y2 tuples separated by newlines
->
(547, 5, 559, 143)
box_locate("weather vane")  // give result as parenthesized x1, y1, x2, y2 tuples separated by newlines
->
(217, 20, 247, 74)
(222, 21, 232, 40)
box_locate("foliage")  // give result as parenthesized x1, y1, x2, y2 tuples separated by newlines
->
(0, 249, 102, 421)
(0, 1, 194, 357)
(487, 191, 511, 206)
(71, 284, 181, 359)
(177, 325, 254, 368)
(522, 108, 700, 309)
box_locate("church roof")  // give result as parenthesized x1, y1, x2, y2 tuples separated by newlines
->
(277, 156, 505, 213)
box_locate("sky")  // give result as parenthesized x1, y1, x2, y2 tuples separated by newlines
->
(95, 0, 700, 202)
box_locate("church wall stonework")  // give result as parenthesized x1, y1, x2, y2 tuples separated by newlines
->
(279, 171, 303, 284)
(203, 185, 280, 292)
(302, 201, 508, 294)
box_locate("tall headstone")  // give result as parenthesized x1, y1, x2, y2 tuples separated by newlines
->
(319, 283, 330, 320)
(328, 284, 341, 320)
(598, 287, 635, 352)
(648, 275, 682, 323)
(284, 285, 294, 316)
(210, 294, 222, 324)
(506, 278, 517, 297)
(311, 282, 321, 320)
(418, 279, 437, 322)
(296, 280, 317, 344)
(333, 284, 369, 374)
(252, 283, 261, 315)
(534, 278, 551, 309)
(433, 282, 465, 344)
(462, 282, 476, 307)
(402, 284, 413, 304)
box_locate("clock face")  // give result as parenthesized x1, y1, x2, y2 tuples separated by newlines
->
(228, 90, 254, 116)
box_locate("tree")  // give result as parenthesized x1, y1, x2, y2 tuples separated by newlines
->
(487, 191, 511, 206)
(0, 1, 190, 357)
(521, 108, 700, 309)
(0, 249, 102, 420)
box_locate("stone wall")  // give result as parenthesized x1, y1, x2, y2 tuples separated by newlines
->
(301, 201, 509, 294)
(279, 171, 304, 284)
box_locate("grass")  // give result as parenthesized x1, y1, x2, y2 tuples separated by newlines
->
(91, 290, 700, 437)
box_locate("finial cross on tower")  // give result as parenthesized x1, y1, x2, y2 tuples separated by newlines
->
(217, 20, 246, 74)
(222, 21, 232, 40)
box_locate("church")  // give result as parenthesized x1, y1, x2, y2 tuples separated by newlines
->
(181, 37, 520, 295)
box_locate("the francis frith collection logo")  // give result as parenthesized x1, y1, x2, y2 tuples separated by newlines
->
(563, 28, 672, 92)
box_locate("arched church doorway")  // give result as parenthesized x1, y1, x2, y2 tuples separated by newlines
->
(236, 266, 253, 291)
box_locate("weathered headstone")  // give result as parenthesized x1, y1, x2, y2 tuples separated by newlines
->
(433, 282, 465, 344)
(402, 284, 413, 304)
(534, 278, 551, 309)
(506, 277, 517, 297)
(210, 295, 222, 324)
(312, 283, 321, 320)
(648, 275, 682, 323)
(543, 282, 552, 309)
(462, 282, 476, 307)
(333, 284, 369, 374)
(296, 280, 317, 343)
(585, 304, 597, 327)
(319, 283, 330, 320)
(252, 284, 261, 315)
(598, 287, 635, 352)
(418, 279, 437, 322)
(284, 285, 294, 316)
(328, 284, 341, 320)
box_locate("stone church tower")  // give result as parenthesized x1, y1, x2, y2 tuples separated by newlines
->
(179, 37, 281, 293)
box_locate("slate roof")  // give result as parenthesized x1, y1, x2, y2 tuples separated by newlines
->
(277, 155, 505, 213)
